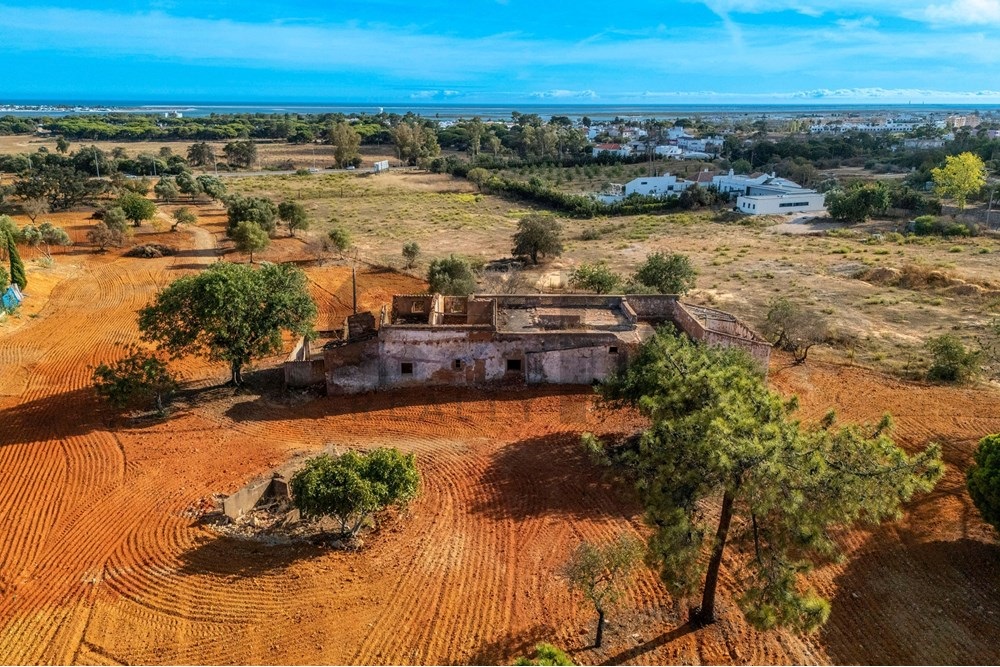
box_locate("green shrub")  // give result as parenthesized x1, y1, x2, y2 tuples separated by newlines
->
(513, 644, 573, 666)
(327, 227, 352, 254)
(428, 255, 476, 295)
(926, 334, 980, 383)
(570, 263, 623, 294)
(290, 448, 419, 537)
(92, 347, 178, 414)
(631, 251, 696, 295)
(967, 434, 1000, 535)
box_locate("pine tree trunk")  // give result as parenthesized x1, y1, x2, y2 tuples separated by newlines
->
(694, 488, 736, 626)
(595, 608, 605, 648)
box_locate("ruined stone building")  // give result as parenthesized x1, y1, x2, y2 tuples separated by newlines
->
(284, 294, 770, 394)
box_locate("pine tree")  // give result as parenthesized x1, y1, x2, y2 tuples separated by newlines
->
(6, 231, 26, 290)
(587, 328, 944, 630)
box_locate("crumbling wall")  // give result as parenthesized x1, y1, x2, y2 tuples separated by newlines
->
(489, 294, 623, 309)
(525, 345, 626, 384)
(466, 298, 496, 326)
(391, 295, 434, 324)
(625, 294, 678, 321)
(346, 311, 376, 339)
(377, 328, 628, 390)
(326, 337, 380, 394)
(284, 336, 326, 387)
(222, 472, 292, 520)
(672, 302, 771, 367)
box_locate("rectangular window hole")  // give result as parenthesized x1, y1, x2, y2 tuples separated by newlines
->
(609, 346, 618, 354)
(401, 362, 414, 375)
(506, 358, 522, 372)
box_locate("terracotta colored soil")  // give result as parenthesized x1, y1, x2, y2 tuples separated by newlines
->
(1, 210, 998, 665)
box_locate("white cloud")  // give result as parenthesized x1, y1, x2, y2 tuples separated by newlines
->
(699, 0, 1000, 24)
(628, 88, 1000, 102)
(409, 90, 462, 99)
(530, 89, 598, 99)
(836, 16, 880, 29)
(922, 0, 1000, 25)
(790, 87, 1000, 99)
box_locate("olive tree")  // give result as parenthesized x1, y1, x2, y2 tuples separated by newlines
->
(428, 255, 476, 295)
(230, 221, 270, 263)
(171, 207, 198, 232)
(138, 261, 316, 386)
(512, 214, 563, 265)
(87, 222, 127, 251)
(118, 191, 158, 227)
(92, 346, 178, 414)
(761, 297, 831, 363)
(563, 533, 644, 647)
(278, 200, 310, 237)
(630, 252, 696, 295)
(290, 448, 420, 537)
(21, 221, 72, 259)
(402, 241, 420, 268)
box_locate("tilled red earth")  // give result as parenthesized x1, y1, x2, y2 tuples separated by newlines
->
(0, 211, 997, 664)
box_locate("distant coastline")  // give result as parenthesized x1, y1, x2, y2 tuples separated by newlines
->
(3, 101, 1000, 122)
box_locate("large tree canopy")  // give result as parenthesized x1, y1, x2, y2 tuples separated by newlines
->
(512, 214, 564, 265)
(587, 328, 943, 630)
(138, 262, 316, 385)
(932, 152, 986, 210)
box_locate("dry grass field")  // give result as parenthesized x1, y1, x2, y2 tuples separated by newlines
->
(0, 170, 998, 665)
(229, 171, 1000, 376)
(0, 134, 403, 171)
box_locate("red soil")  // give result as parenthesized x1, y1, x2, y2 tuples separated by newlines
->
(0, 209, 998, 665)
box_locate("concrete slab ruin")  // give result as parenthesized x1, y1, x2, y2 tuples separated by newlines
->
(285, 293, 771, 394)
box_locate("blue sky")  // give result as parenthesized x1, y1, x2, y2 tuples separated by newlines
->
(2, 0, 1000, 104)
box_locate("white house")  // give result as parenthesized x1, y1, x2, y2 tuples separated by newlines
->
(712, 169, 769, 195)
(677, 136, 722, 153)
(655, 145, 683, 159)
(737, 191, 826, 215)
(666, 127, 693, 140)
(592, 143, 632, 158)
(624, 174, 694, 198)
(709, 169, 825, 215)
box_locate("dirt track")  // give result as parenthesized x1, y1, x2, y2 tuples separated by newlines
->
(1, 210, 998, 665)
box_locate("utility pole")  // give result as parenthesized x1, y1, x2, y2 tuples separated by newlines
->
(352, 264, 357, 315)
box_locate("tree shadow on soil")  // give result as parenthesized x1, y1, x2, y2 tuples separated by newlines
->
(0, 385, 108, 446)
(470, 431, 640, 522)
(175, 531, 326, 579)
(596, 622, 695, 666)
(459, 624, 557, 666)
(821, 536, 1000, 665)
(224, 383, 597, 425)
(0, 378, 255, 448)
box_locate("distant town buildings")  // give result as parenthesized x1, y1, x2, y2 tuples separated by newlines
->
(596, 168, 826, 215)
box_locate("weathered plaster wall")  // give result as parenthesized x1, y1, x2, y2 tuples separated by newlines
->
(525, 346, 626, 384)
(325, 337, 380, 394)
(376, 328, 628, 390)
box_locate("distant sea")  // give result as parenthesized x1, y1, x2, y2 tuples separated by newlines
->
(4, 101, 1000, 121)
